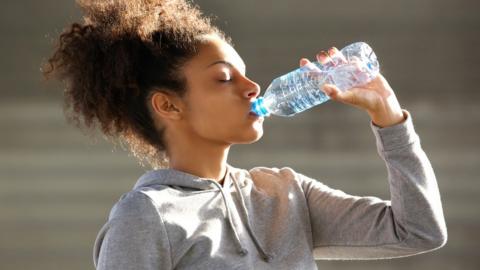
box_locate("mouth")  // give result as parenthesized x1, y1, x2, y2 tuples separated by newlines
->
(248, 111, 264, 122)
(248, 101, 264, 120)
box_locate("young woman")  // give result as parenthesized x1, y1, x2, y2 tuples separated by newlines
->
(43, 0, 447, 269)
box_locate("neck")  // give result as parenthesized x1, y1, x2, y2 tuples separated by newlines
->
(166, 132, 231, 184)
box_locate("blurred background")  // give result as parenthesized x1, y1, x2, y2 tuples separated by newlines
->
(1, 0, 479, 269)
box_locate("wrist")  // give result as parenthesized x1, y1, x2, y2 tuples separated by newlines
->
(366, 91, 406, 128)
(368, 104, 405, 128)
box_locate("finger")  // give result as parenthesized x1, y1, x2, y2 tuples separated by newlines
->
(300, 58, 322, 73)
(327, 47, 339, 56)
(323, 84, 356, 105)
(316, 51, 331, 65)
(328, 47, 347, 64)
(322, 84, 340, 99)
(299, 58, 311, 67)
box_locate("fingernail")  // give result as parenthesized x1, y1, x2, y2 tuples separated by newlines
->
(318, 51, 329, 64)
(328, 47, 339, 56)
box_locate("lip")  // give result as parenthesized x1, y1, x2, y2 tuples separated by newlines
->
(248, 112, 264, 121)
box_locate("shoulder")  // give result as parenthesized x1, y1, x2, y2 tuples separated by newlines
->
(247, 166, 328, 191)
(108, 190, 160, 223)
(246, 166, 302, 188)
(249, 165, 298, 179)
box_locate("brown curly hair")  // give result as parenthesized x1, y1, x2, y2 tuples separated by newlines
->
(42, 0, 231, 169)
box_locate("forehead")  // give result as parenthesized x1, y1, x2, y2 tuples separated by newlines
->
(185, 35, 246, 72)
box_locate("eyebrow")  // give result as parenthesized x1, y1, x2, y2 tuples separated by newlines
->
(206, 60, 246, 72)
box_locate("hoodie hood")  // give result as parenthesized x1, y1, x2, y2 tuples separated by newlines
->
(131, 163, 274, 262)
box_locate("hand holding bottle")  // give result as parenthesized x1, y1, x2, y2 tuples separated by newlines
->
(299, 47, 405, 128)
(250, 41, 405, 126)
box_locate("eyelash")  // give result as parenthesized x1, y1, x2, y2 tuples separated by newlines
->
(219, 78, 232, 83)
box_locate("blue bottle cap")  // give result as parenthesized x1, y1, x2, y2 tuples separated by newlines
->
(250, 97, 270, 117)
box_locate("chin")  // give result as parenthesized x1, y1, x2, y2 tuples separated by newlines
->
(236, 128, 264, 144)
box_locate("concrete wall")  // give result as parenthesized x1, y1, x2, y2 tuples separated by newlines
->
(1, 0, 479, 269)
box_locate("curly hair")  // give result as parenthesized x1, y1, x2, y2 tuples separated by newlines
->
(42, 0, 231, 169)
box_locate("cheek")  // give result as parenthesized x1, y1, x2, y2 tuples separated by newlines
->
(185, 94, 233, 132)
(186, 97, 247, 139)
(182, 86, 261, 142)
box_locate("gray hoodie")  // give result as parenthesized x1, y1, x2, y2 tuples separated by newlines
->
(93, 110, 447, 270)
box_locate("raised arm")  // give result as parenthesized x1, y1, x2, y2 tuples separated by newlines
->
(299, 110, 447, 259)
(297, 48, 447, 259)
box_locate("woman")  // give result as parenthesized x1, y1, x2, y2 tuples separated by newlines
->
(43, 0, 447, 269)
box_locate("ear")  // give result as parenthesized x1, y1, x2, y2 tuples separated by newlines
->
(150, 91, 185, 121)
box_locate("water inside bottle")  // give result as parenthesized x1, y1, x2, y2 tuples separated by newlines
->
(266, 69, 331, 116)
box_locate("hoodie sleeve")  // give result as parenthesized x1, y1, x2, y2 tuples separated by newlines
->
(299, 109, 447, 259)
(93, 191, 173, 270)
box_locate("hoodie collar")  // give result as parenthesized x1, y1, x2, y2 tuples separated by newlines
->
(133, 163, 235, 191)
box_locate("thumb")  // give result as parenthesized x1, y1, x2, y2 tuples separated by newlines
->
(322, 84, 357, 105)
(322, 84, 340, 100)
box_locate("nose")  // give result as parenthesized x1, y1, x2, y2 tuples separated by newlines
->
(242, 76, 261, 100)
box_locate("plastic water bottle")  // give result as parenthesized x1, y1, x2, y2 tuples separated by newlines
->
(250, 42, 379, 117)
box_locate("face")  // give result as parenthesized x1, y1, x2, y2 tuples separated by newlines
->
(170, 34, 264, 146)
